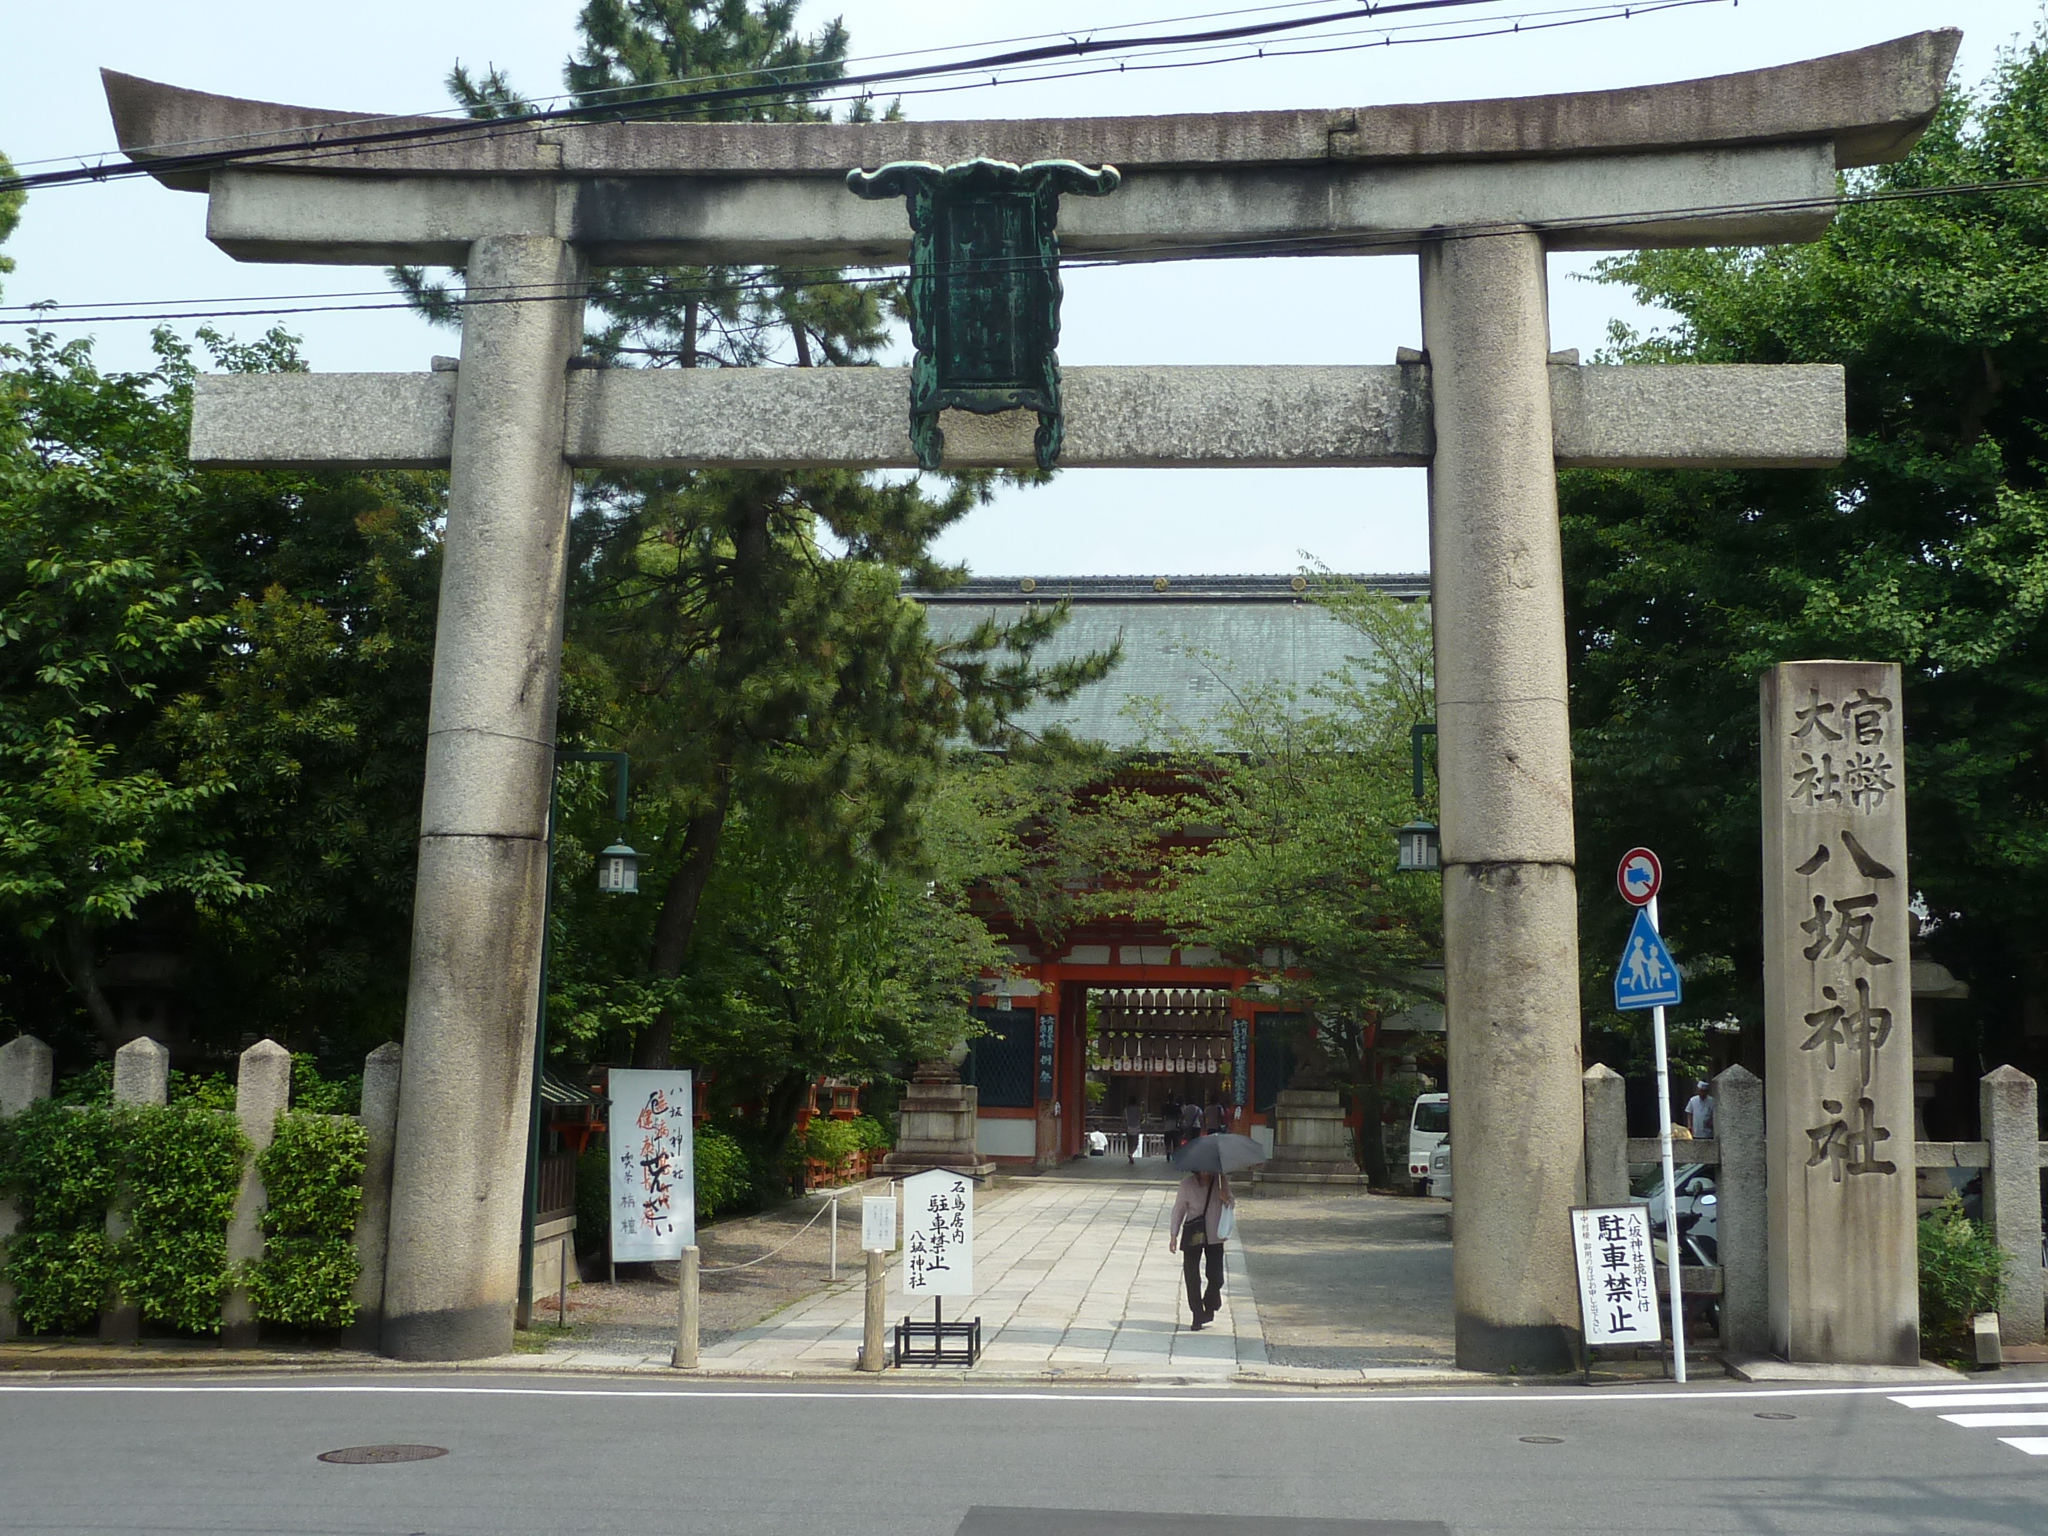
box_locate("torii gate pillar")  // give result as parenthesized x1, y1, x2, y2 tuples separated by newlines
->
(1423, 230, 1583, 1370)
(381, 236, 586, 1360)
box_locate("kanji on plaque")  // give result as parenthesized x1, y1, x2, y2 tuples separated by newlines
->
(900, 1169, 974, 1297)
(607, 1068, 696, 1262)
(1570, 1206, 1660, 1347)
(1761, 661, 1918, 1363)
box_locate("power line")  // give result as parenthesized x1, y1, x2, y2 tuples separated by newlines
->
(3, 0, 1429, 172)
(8, 170, 2044, 332)
(2, 0, 1717, 195)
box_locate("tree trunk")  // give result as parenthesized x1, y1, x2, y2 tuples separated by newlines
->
(630, 496, 774, 1068)
(681, 300, 699, 369)
(58, 916, 122, 1050)
(633, 783, 732, 1069)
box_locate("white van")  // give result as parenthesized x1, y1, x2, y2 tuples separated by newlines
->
(1407, 1093, 1449, 1193)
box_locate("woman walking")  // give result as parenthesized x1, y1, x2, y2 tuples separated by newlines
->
(1168, 1168, 1234, 1329)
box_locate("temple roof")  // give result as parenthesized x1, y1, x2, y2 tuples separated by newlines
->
(914, 574, 1427, 748)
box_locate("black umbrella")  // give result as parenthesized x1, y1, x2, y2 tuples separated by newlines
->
(1169, 1132, 1268, 1173)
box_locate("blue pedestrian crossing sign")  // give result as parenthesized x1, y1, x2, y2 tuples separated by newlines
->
(1614, 907, 1682, 1010)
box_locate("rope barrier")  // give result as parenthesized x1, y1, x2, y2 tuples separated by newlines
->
(698, 1190, 853, 1274)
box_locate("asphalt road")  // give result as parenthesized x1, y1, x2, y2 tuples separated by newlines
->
(3, 1372, 2046, 1535)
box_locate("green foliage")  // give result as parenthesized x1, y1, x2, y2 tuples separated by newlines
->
(247, 1112, 365, 1329)
(848, 1114, 892, 1152)
(51, 1062, 111, 1106)
(0, 1098, 121, 1333)
(288, 1054, 362, 1116)
(803, 1116, 860, 1162)
(0, 1099, 245, 1335)
(694, 1124, 751, 1220)
(0, 326, 440, 1057)
(0, 148, 21, 300)
(1563, 32, 2048, 1054)
(1918, 1191, 2007, 1336)
(170, 1069, 236, 1112)
(121, 1104, 246, 1333)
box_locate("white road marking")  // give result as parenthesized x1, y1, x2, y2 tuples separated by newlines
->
(0, 1379, 2025, 1407)
(1942, 1413, 2048, 1428)
(1888, 1384, 2048, 1461)
(1894, 1390, 2048, 1409)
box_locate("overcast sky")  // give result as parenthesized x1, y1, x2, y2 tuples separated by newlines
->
(2, 1, 2037, 577)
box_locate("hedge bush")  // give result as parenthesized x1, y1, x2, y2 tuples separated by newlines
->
(0, 1100, 246, 1336)
(1919, 1191, 2007, 1338)
(695, 1126, 751, 1221)
(247, 1113, 367, 1329)
(803, 1116, 861, 1163)
(850, 1114, 893, 1153)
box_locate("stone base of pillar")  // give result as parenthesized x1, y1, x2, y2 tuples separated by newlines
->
(1253, 1089, 1367, 1188)
(880, 1078, 997, 1181)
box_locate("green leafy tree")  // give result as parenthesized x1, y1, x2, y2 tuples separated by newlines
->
(1562, 32, 2048, 1085)
(1115, 579, 1442, 1180)
(0, 326, 441, 1061)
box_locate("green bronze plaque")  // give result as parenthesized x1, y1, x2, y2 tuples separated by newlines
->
(847, 158, 1120, 471)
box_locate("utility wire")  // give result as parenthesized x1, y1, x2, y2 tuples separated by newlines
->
(2, 0, 1716, 195)
(2, 0, 1486, 171)
(7, 169, 2042, 331)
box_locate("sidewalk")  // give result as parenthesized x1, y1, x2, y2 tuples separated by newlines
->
(539, 1175, 1267, 1377)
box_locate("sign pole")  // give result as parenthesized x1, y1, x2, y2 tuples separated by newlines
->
(1646, 892, 1688, 1384)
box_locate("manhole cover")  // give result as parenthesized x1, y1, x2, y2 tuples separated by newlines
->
(1518, 1436, 1564, 1444)
(318, 1445, 448, 1465)
(1754, 1411, 1798, 1421)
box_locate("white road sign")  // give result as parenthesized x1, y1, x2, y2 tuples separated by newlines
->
(901, 1169, 974, 1297)
(607, 1069, 695, 1262)
(862, 1194, 898, 1252)
(1571, 1205, 1661, 1347)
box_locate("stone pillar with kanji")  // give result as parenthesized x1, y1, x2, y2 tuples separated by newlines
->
(1762, 660, 1919, 1364)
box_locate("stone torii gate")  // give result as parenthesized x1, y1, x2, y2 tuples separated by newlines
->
(104, 31, 1954, 1368)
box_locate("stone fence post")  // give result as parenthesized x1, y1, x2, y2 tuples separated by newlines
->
(101, 1037, 169, 1344)
(1981, 1065, 2044, 1346)
(1714, 1065, 1769, 1358)
(347, 1043, 402, 1350)
(1582, 1065, 1630, 1208)
(0, 1036, 56, 1339)
(221, 1040, 293, 1347)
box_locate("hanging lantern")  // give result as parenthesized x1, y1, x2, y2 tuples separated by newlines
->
(1396, 819, 1441, 874)
(596, 843, 641, 895)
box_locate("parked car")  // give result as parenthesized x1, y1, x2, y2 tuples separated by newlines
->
(1408, 1093, 1450, 1193)
(1636, 1161, 1717, 1247)
(1428, 1135, 1452, 1200)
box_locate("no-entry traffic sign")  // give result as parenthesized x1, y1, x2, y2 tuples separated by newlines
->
(1616, 847, 1661, 906)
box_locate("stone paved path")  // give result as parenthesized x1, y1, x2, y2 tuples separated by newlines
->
(541, 1173, 1264, 1376)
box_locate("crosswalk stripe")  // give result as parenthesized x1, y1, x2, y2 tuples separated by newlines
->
(1941, 1413, 2048, 1428)
(1892, 1390, 2048, 1409)
(1998, 1438, 2048, 1456)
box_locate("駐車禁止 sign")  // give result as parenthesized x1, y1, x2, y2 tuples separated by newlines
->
(1570, 1205, 1660, 1347)
(901, 1169, 973, 1297)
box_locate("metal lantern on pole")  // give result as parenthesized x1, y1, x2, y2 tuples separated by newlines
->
(1396, 818, 1441, 873)
(595, 843, 640, 895)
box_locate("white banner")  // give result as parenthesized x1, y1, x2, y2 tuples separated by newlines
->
(608, 1069, 695, 1262)
(1571, 1205, 1661, 1347)
(862, 1195, 898, 1252)
(901, 1169, 973, 1296)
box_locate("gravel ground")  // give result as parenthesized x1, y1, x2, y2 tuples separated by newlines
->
(528, 1178, 889, 1355)
(1232, 1189, 1458, 1368)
